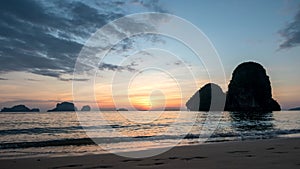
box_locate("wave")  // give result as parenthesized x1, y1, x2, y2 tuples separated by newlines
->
(1, 128, 300, 150)
(0, 123, 173, 136)
(0, 136, 177, 150)
(0, 126, 85, 135)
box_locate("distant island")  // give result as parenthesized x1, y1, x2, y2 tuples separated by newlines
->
(1, 105, 39, 112)
(289, 107, 300, 111)
(117, 108, 128, 111)
(47, 102, 76, 112)
(99, 108, 116, 111)
(186, 62, 281, 112)
(164, 108, 180, 111)
(81, 105, 91, 111)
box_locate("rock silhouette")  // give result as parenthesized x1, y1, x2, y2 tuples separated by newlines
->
(186, 62, 281, 112)
(30, 108, 40, 112)
(226, 62, 281, 111)
(1, 105, 40, 112)
(47, 102, 76, 112)
(186, 83, 226, 111)
(81, 105, 91, 111)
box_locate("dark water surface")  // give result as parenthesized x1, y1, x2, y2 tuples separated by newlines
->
(0, 111, 299, 158)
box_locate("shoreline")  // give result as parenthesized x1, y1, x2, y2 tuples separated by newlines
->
(0, 135, 296, 160)
(1, 137, 300, 169)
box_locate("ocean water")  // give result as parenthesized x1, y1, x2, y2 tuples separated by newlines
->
(0, 111, 299, 159)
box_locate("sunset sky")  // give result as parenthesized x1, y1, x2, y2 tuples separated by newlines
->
(0, 0, 300, 111)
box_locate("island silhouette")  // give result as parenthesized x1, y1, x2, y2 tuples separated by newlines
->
(186, 62, 281, 111)
(117, 108, 128, 111)
(0, 105, 39, 112)
(186, 83, 226, 111)
(81, 105, 91, 111)
(47, 102, 76, 112)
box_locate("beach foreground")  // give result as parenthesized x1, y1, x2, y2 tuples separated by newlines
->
(1, 138, 299, 169)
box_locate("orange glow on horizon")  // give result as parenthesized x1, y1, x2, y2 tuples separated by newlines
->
(96, 96, 181, 110)
(130, 96, 152, 111)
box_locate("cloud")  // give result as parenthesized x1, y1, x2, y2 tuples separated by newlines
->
(98, 62, 136, 72)
(279, 8, 300, 49)
(58, 77, 90, 82)
(25, 78, 41, 81)
(130, 0, 168, 13)
(174, 61, 182, 66)
(0, 77, 8, 80)
(0, 0, 166, 80)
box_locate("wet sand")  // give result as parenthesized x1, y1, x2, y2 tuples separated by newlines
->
(1, 137, 300, 169)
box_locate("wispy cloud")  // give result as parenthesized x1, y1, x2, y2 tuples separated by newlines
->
(25, 78, 41, 82)
(58, 77, 90, 82)
(98, 62, 136, 72)
(279, 7, 300, 49)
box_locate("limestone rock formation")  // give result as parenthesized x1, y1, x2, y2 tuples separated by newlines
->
(47, 102, 76, 112)
(186, 83, 226, 111)
(226, 62, 281, 111)
(1, 105, 40, 112)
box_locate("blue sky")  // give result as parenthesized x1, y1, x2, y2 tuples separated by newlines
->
(164, 0, 300, 109)
(0, 0, 300, 111)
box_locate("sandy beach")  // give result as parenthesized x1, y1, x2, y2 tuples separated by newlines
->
(1, 137, 299, 169)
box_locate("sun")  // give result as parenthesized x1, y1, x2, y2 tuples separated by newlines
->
(131, 97, 152, 111)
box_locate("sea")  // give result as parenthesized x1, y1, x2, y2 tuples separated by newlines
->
(0, 111, 299, 159)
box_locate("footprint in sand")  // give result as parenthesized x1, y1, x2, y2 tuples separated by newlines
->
(121, 159, 142, 162)
(227, 150, 249, 154)
(168, 157, 179, 160)
(84, 165, 113, 169)
(181, 156, 208, 161)
(138, 162, 164, 166)
(266, 147, 275, 150)
(245, 154, 255, 157)
(273, 151, 288, 154)
(51, 164, 83, 169)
